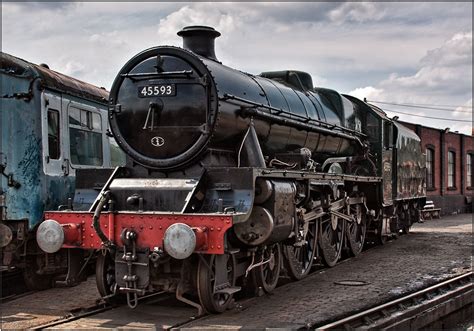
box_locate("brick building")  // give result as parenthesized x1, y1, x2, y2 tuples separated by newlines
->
(401, 121, 473, 215)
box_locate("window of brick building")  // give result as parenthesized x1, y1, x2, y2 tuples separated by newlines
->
(467, 154, 473, 188)
(448, 151, 455, 188)
(426, 148, 435, 189)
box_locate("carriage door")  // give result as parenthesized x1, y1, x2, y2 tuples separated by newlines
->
(382, 121, 394, 205)
(42, 92, 67, 176)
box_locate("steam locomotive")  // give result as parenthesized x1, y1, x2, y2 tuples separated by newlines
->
(37, 26, 426, 313)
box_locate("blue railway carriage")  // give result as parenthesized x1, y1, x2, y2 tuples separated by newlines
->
(0, 52, 124, 289)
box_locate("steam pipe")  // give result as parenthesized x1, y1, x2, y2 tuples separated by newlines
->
(93, 191, 115, 248)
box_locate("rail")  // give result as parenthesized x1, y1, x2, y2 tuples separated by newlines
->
(31, 290, 168, 330)
(315, 271, 473, 330)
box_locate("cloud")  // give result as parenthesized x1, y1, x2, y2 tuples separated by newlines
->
(421, 32, 472, 67)
(60, 60, 85, 77)
(348, 86, 384, 101)
(453, 99, 472, 118)
(380, 31, 472, 98)
(5, 2, 77, 11)
(328, 2, 386, 23)
(349, 31, 472, 133)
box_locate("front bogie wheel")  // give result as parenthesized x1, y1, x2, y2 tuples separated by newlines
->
(197, 254, 236, 313)
(96, 251, 124, 304)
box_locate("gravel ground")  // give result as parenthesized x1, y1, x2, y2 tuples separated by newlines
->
(0, 277, 100, 329)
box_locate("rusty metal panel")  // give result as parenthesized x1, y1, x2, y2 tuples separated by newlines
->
(1, 72, 45, 226)
(393, 122, 426, 200)
(1, 52, 108, 103)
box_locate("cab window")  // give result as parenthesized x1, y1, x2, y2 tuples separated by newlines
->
(69, 107, 103, 166)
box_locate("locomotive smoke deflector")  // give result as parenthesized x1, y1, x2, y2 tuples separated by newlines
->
(177, 25, 221, 61)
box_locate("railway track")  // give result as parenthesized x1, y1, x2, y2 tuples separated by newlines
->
(4, 230, 469, 330)
(31, 290, 171, 330)
(315, 271, 473, 330)
(1, 268, 30, 301)
(39, 271, 471, 330)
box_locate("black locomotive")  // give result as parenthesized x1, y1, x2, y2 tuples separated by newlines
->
(38, 26, 426, 313)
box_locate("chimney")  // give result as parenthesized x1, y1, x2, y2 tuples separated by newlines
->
(177, 26, 221, 61)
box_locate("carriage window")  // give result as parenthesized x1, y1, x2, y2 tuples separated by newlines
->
(92, 113, 102, 130)
(448, 151, 455, 188)
(69, 107, 81, 126)
(69, 107, 103, 166)
(47, 110, 60, 160)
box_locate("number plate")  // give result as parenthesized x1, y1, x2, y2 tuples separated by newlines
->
(138, 84, 176, 97)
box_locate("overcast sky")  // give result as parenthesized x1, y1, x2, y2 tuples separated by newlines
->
(2, 2, 472, 134)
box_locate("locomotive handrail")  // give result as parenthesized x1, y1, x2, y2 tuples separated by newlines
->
(240, 107, 366, 147)
(221, 93, 367, 138)
(120, 70, 194, 81)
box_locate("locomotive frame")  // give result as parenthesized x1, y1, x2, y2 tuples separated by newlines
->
(37, 26, 426, 313)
